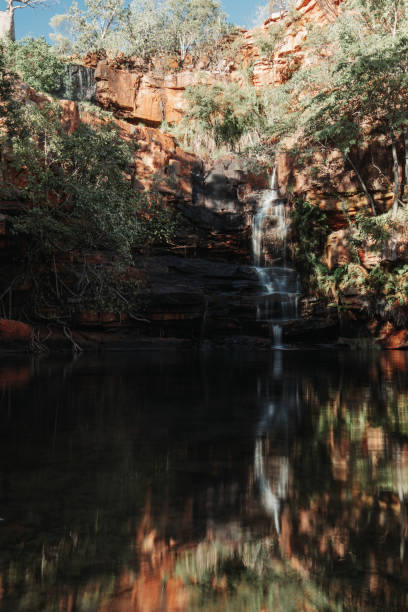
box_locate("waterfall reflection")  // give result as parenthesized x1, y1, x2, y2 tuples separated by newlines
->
(0, 351, 408, 610)
(254, 352, 297, 534)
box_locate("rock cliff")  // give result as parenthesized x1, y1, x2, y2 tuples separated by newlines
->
(92, 0, 340, 125)
(2, 0, 407, 351)
(88, 0, 395, 227)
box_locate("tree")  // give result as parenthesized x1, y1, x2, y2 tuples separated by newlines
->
(0, 0, 51, 42)
(118, 0, 167, 59)
(6, 37, 65, 93)
(51, 0, 229, 63)
(163, 0, 227, 62)
(50, 0, 126, 55)
(0, 44, 178, 324)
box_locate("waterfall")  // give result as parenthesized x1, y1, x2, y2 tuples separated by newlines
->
(60, 65, 97, 102)
(251, 166, 284, 266)
(252, 166, 300, 348)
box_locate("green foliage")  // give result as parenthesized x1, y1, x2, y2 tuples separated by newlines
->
(253, 22, 285, 57)
(173, 81, 267, 153)
(160, 0, 229, 62)
(366, 265, 387, 292)
(10, 103, 142, 261)
(353, 211, 393, 250)
(51, 0, 229, 63)
(0, 45, 178, 322)
(216, 28, 247, 64)
(6, 37, 65, 94)
(290, 199, 330, 286)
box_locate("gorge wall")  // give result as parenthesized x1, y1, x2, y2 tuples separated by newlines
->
(1, 0, 407, 351)
(89, 0, 394, 226)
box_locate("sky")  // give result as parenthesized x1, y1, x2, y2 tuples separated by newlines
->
(12, 0, 263, 41)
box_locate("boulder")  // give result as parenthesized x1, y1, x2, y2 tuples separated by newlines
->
(324, 229, 352, 270)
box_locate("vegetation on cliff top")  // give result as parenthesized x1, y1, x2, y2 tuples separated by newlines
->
(5, 36, 65, 94)
(50, 0, 230, 64)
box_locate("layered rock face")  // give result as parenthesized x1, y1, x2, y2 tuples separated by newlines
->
(92, 0, 340, 125)
(89, 0, 395, 229)
(250, 0, 341, 87)
(3, 0, 407, 351)
(94, 60, 193, 126)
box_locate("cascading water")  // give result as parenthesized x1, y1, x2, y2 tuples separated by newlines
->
(252, 166, 285, 267)
(60, 65, 97, 102)
(252, 166, 300, 348)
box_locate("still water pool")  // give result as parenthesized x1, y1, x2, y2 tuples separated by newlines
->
(0, 349, 408, 611)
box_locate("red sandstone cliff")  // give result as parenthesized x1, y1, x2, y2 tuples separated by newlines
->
(93, 0, 340, 126)
(2, 0, 407, 350)
(90, 0, 396, 225)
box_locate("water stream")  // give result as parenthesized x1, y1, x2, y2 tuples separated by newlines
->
(252, 167, 300, 347)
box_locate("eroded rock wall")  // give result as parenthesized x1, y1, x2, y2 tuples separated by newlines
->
(92, 0, 341, 125)
(3, 0, 407, 350)
(88, 0, 395, 228)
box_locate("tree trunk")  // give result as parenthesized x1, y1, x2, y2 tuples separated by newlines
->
(0, 7, 15, 42)
(345, 153, 376, 216)
(403, 130, 408, 200)
(391, 132, 400, 218)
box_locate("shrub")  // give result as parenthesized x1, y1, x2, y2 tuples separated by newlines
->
(0, 66, 177, 322)
(7, 37, 65, 94)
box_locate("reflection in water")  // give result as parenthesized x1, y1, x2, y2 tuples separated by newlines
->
(1, 350, 408, 610)
(254, 439, 289, 533)
(254, 352, 293, 534)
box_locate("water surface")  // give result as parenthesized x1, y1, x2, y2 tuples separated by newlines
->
(0, 350, 408, 611)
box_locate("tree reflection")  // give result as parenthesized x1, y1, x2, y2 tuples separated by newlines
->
(0, 351, 408, 610)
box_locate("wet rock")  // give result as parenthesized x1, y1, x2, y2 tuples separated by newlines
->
(378, 322, 408, 349)
(61, 64, 96, 102)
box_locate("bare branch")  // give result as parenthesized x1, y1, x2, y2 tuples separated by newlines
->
(12, 0, 49, 9)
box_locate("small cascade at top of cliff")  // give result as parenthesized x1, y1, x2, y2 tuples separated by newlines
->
(252, 167, 300, 348)
(58, 64, 97, 102)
